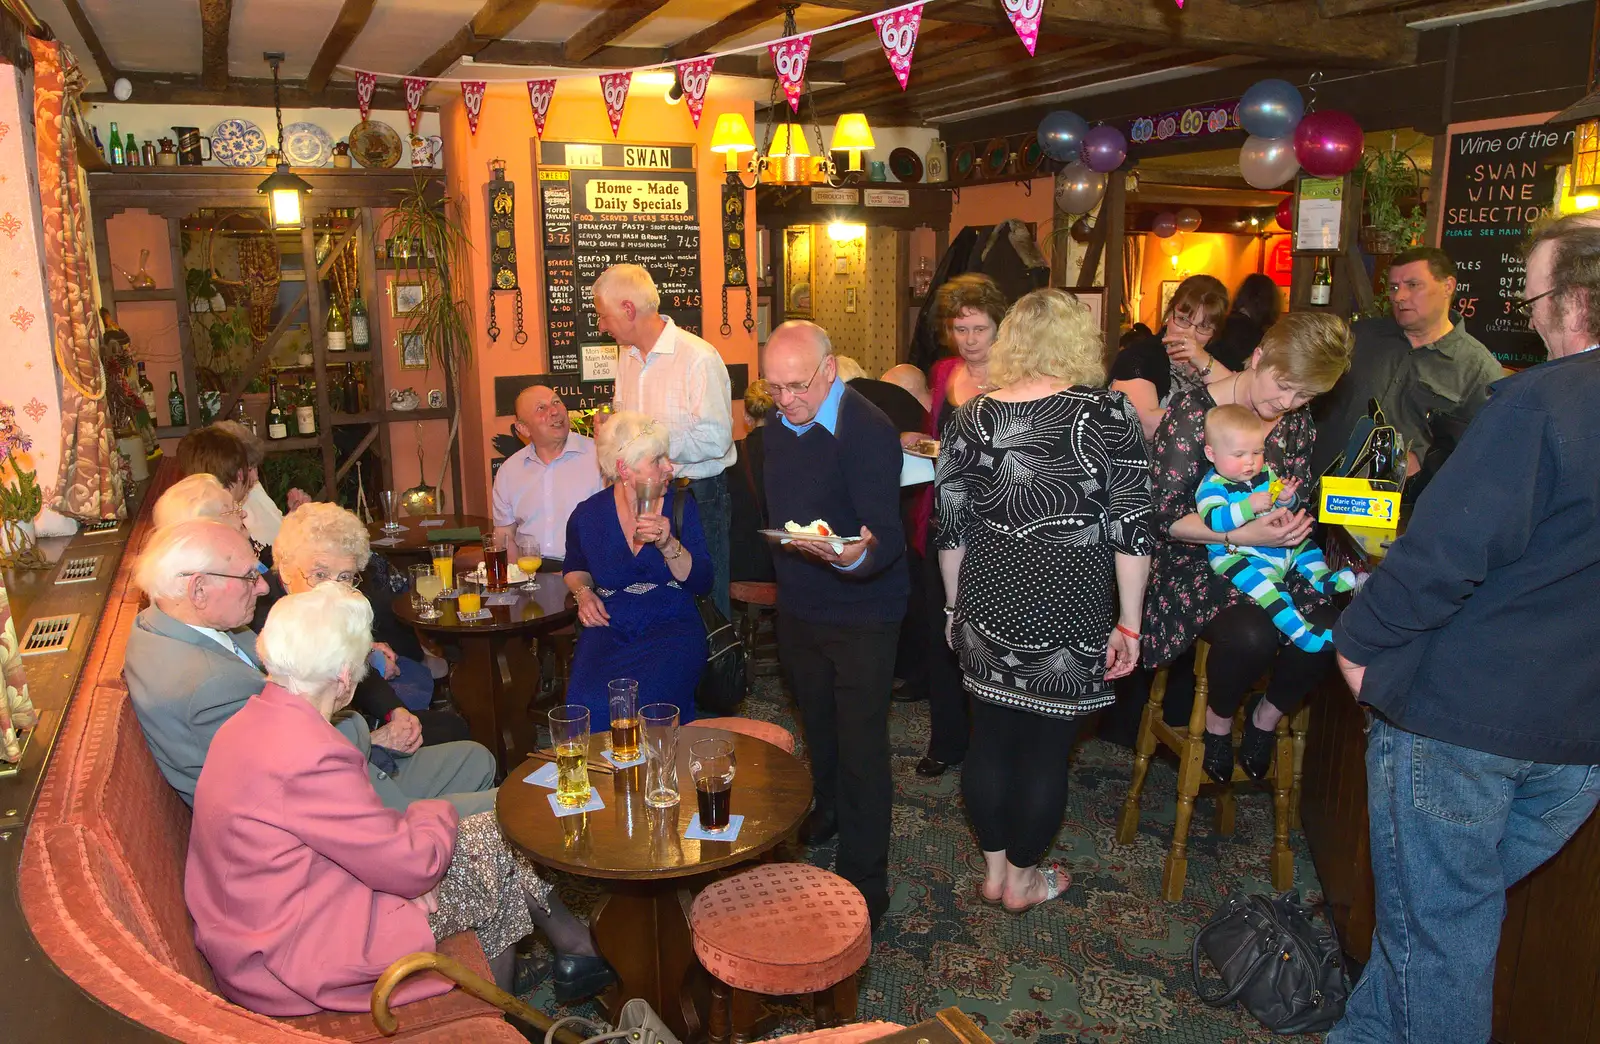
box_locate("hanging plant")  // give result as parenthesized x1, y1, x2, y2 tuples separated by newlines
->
(1357, 146, 1427, 258)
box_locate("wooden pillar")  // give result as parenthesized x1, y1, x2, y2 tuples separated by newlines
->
(1101, 173, 1126, 356)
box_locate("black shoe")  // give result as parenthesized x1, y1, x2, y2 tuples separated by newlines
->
(551, 953, 617, 1005)
(866, 892, 890, 931)
(512, 952, 551, 995)
(915, 756, 959, 777)
(1202, 730, 1234, 785)
(798, 806, 838, 844)
(1238, 719, 1277, 782)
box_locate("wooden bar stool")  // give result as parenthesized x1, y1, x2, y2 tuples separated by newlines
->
(729, 582, 781, 690)
(1114, 639, 1310, 901)
(691, 864, 871, 1044)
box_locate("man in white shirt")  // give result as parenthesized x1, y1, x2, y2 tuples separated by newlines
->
(493, 384, 602, 562)
(592, 263, 736, 615)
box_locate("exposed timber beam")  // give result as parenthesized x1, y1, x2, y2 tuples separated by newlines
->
(58, 0, 118, 86)
(82, 71, 417, 109)
(667, 0, 783, 60)
(199, 0, 232, 90)
(911, 49, 1197, 120)
(475, 38, 845, 81)
(565, 0, 675, 64)
(307, 0, 377, 92)
(410, 0, 545, 79)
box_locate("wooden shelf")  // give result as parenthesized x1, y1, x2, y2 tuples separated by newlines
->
(374, 258, 437, 270)
(384, 407, 451, 421)
(331, 411, 380, 426)
(155, 424, 190, 439)
(114, 289, 178, 302)
(263, 436, 321, 452)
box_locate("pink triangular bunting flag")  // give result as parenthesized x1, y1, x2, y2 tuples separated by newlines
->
(1002, 0, 1041, 56)
(599, 71, 631, 136)
(676, 57, 714, 128)
(403, 77, 427, 133)
(874, 5, 923, 91)
(527, 79, 556, 138)
(768, 34, 812, 113)
(461, 81, 487, 135)
(355, 71, 377, 121)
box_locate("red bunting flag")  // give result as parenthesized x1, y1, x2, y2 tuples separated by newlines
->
(768, 34, 813, 113)
(354, 71, 377, 122)
(461, 81, 487, 135)
(874, 5, 923, 91)
(599, 70, 631, 136)
(676, 56, 715, 128)
(403, 77, 427, 133)
(1001, 0, 1042, 56)
(527, 79, 556, 138)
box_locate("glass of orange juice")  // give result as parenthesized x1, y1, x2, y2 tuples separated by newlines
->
(457, 575, 483, 617)
(428, 542, 456, 593)
(516, 535, 542, 591)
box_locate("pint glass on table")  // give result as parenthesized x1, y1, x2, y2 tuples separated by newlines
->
(549, 706, 591, 808)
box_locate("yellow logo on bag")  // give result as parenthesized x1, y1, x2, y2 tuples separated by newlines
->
(1319, 476, 1400, 531)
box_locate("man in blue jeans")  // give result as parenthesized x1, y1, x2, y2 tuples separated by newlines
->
(1330, 215, 1600, 1043)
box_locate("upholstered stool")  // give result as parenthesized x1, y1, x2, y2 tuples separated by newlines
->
(697, 716, 797, 754)
(691, 863, 871, 1044)
(1114, 639, 1311, 901)
(729, 581, 781, 688)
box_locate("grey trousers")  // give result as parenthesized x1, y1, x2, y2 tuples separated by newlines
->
(336, 714, 498, 817)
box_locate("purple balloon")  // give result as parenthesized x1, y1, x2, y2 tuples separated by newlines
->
(1081, 124, 1127, 174)
(1293, 110, 1364, 178)
(1152, 212, 1178, 238)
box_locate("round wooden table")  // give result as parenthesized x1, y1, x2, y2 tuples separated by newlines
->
(391, 567, 575, 771)
(499, 726, 812, 1040)
(367, 513, 494, 557)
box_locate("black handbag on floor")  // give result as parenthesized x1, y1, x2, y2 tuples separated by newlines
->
(1191, 891, 1348, 1034)
(671, 487, 747, 714)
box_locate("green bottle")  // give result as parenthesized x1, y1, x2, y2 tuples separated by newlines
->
(108, 122, 125, 165)
(166, 371, 186, 426)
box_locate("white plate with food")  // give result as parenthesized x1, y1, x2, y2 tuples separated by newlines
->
(759, 521, 861, 552)
(464, 562, 532, 584)
(904, 438, 940, 459)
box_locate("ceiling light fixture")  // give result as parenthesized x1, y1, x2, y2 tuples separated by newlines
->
(257, 52, 312, 229)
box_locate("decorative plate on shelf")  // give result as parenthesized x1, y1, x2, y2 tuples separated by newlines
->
(952, 143, 976, 181)
(1018, 133, 1044, 174)
(980, 137, 1010, 177)
(349, 120, 403, 169)
(282, 122, 334, 167)
(888, 147, 923, 183)
(210, 119, 267, 167)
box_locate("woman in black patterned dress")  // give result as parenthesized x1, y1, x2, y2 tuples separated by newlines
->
(936, 289, 1155, 912)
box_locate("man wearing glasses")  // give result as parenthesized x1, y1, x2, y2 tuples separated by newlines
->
(761, 321, 907, 931)
(1311, 246, 1502, 483)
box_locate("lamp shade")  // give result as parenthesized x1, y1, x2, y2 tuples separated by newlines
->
(770, 124, 811, 158)
(710, 112, 756, 154)
(830, 113, 875, 153)
(1574, 118, 1600, 196)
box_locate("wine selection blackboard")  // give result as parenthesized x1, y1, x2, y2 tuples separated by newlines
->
(1440, 121, 1572, 368)
(536, 140, 703, 377)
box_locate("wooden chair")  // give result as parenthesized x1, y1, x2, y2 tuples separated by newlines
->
(729, 581, 782, 689)
(1115, 639, 1311, 901)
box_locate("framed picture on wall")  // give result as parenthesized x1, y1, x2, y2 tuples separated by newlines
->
(845, 286, 858, 313)
(1159, 280, 1182, 320)
(1064, 287, 1105, 330)
(399, 331, 429, 370)
(391, 281, 426, 317)
(757, 300, 772, 344)
(783, 226, 813, 318)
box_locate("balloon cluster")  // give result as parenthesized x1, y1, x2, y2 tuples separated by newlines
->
(1236, 78, 1364, 190)
(1038, 109, 1128, 215)
(1150, 207, 1202, 240)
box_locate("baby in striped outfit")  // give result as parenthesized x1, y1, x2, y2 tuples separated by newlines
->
(1197, 404, 1361, 653)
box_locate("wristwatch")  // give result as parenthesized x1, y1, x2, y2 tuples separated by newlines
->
(1194, 355, 1215, 378)
(663, 540, 685, 560)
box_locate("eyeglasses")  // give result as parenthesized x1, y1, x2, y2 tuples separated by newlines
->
(1512, 288, 1555, 317)
(1169, 312, 1216, 335)
(768, 356, 827, 399)
(301, 566, 364, 589)
(181, 566, 264, 585)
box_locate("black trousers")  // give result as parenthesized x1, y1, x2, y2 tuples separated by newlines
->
(1202, 601, 1339, 718)
(922, 525, 968, 763)
(778, 613, 897, 907)
(963, 698, 1084, 868)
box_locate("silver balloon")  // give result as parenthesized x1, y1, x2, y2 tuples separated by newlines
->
(1039, 110, 1090, 163)
(1175, 207, 1202, 233)
(1238, 78, 1305, 140)
(1239, 134, 1300, 189)
(1054, 162, 1106, 215)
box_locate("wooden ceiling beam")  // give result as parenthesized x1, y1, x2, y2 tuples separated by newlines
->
(668, 0, 784, 60)
(1319, 0, 1523, 18)
(911, 48, 1196, 119)
(199, 0, 232, 90)
(307, 0, 377, 93)
(565, 0, 676, 64)
(58, 0, 119, 85)
(810, 18, 881, 59)
(82, 71, 416, 109)
(836, 23, 1014, 81)
(410, 0, 544, 79)
(474, 38, 845, 80)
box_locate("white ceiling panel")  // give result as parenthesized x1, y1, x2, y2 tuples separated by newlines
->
(85, 0, 202, 75)
(720, 6, 848, 53)
(28, 0, 105, 91)
(503, 0, 609, 44)
(229, 0, 342, 79)
(342, 0, 484, 78)
(611, 0, 754, 47)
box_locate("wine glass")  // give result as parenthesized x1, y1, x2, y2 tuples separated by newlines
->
(516, 535, 542, 591)
(412, 564, 443, 620)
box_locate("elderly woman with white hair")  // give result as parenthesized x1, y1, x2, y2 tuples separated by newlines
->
(563, 409, 712, 723)
(153, 473, 251, 535)
(187, 585, 615, 1015)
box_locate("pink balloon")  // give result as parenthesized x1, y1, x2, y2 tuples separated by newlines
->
(1276, 196, 1294, 231)
(1293, 110, 1364, 178)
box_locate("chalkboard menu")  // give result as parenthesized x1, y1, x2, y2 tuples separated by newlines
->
(536, 140, 703, 376)
(1440, 121, 1573, 368)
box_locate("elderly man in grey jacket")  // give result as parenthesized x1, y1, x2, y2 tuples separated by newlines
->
(123, 518, 496, 815)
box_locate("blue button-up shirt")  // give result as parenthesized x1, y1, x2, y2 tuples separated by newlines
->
(491, 433, 602, 560)
(779, 375, 846, 437)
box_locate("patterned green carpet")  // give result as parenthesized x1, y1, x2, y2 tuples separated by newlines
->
(525, 678, 1326, 1043)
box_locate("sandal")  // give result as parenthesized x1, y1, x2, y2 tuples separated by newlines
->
(1003, 864, 1070, 914)
(979, 879, 1004, 904)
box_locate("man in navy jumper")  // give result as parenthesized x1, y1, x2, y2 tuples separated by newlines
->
(1328, 216, 1600, 1043)
(762, 321, 907, 928)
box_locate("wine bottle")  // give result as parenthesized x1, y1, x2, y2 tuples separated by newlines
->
(108, 123, 125, 166)
(342, 362, 360, 414)
(266, 375, 289, 440)
(136, 361, 158, 418)
(167, 371, 186, 426)
(349, 292, 370, 350)
(326, 296, 348, 352)
(295, 380, 317, 436)
(1310, 256, 1332, 306)
(233, 398, 257, 437)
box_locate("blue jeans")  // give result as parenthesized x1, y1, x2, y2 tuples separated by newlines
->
(689, 472, 731, 618)
(1329, 716, 1600, 1044)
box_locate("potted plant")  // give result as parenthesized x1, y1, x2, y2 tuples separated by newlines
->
(1358, 146, 1427, 256)
(0, 404, 43, 566)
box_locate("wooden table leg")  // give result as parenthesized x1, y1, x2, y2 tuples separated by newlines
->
(591, 883, 702, 1041)
(451, 634, 504, 768)
(451, 632, 543, 775)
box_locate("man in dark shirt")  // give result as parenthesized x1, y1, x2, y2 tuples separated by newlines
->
(762, 322, 907, 929)
(1311, 246, 1502, 481)
(1328, 217, 1600, 1043)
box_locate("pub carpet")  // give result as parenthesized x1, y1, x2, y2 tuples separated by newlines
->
(521, 675, 1327, 1043)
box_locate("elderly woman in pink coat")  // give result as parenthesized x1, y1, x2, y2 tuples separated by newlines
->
(185, 585, 614, 1015)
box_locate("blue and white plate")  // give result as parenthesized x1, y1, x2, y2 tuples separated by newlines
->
(210, 118, 267, 167)
(282, 121, 333, 168)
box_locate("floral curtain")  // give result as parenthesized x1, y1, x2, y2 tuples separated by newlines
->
(29, 38, 123, 521)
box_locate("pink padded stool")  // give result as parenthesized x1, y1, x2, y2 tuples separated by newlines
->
(697, 716, 797, 754)
(690, 863, 871, 1044)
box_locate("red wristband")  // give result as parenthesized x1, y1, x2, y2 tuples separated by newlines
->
(1116, 624, 1140, 640)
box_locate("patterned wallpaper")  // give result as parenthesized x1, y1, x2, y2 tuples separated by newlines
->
(0, 63, 63, 509)
(810, 225, 901, 379)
